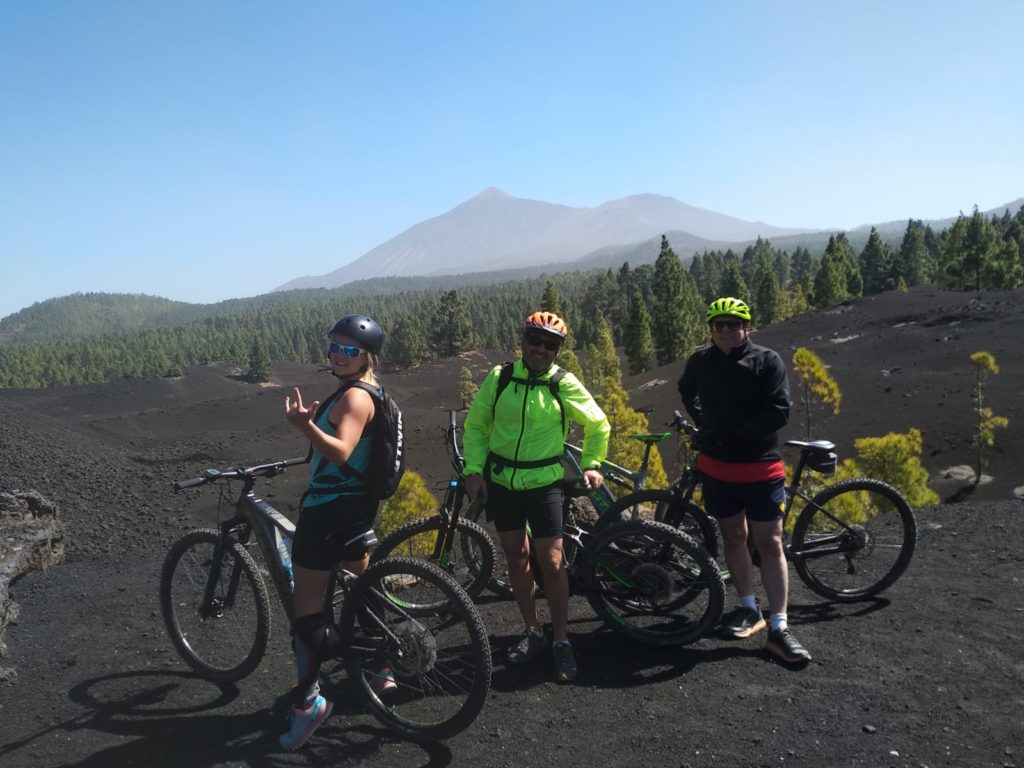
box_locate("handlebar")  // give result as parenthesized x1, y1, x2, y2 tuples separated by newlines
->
(173, 456, 307, 492)
(446, 410, 466, 473)
(669, 410, 699, 437)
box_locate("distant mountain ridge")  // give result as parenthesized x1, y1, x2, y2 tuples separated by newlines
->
(274, 188, 815, 291)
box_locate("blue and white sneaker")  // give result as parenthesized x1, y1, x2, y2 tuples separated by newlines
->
(279, 694, 333, 751)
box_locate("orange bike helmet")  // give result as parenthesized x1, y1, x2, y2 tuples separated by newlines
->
(523, 310, 568, 339)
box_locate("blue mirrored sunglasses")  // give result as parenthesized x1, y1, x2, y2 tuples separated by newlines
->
(328, 341, 364, 358)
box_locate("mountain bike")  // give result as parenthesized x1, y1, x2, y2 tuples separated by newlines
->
(160, 457, 492, 742)
(376, 413, 725, 646)
(603, 413, 918, 602)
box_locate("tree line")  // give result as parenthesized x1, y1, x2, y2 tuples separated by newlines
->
(0, 206, 1020, 389)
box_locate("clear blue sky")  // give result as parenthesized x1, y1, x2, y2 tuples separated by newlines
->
(2, 1, 1022, 319)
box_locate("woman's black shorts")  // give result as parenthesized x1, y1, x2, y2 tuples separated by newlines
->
(291, 495, 378, 570)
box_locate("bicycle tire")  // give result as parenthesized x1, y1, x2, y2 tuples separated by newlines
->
(583, 520, 725, 646)
(599, 490, 720, 557)
(791, 478, 917, 602)
(338, 556, 492, 742)
(465, 498, 514, 598)
(159, 529, 271, 683)
(372, 516, 496, 601)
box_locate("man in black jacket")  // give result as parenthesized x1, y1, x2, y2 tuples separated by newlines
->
(678, 297, 811, 664)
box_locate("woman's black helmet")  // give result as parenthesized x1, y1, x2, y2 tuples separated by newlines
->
(330, 314, 384, 355)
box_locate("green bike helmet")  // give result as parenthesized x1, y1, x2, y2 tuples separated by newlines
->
(706, 297, 752, 323)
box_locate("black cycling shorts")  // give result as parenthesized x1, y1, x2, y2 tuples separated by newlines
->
(484, 481, 563, 539)
(700, 475, 786, 523)
(292, 495, 378, 570)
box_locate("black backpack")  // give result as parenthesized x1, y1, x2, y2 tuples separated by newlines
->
(492, 362, 567, 433)
(306, 381, 406, 501)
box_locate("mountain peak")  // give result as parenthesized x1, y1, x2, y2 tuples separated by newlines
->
(472, 186, 509, 200)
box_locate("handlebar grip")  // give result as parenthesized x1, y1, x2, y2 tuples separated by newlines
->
(174, 476, 206, 491)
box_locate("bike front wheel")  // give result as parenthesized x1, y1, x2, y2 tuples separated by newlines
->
(598, 489, 720, 557)
(339, 556, 492, 742)
(372, 515, 496, 602)
(464, 498, 513, 598)
(583, 520, 725, 646)
(159, 529, 271, 683)
(791, 478, 917, 602)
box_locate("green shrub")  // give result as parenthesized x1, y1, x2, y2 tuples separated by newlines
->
(376, 470, 436, 544)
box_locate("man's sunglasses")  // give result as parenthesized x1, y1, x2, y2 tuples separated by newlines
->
(710, 319, 745, 332)
(524, 334, 561, 351)
(328, 341, 365, 358)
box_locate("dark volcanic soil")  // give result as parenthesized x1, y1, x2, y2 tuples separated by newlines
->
(1, 287, 1023, 768)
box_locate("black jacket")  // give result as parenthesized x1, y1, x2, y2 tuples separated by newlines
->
(677, 339, 791, 462)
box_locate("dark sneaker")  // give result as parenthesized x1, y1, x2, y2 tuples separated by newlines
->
(279, 694, 333, 751)
(507, 627, 548, 664)
(720, 603, 767, 639)
(766, 627, 812, 664)
(552, 640, 577, 682)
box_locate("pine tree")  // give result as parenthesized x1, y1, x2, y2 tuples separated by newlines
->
(969, 351, 1008, 485)
(718, 259, 748, 300)
(458, 366, 478, 409)
(247, 338, 271, 382)
(623, 290, 654, 375)
(388, 314, 430, 367)
(581, 318, 669, 492)
(651, 236, 689, 365)
(791, 347, 841, 438)
(859, 228, 896, 294)
(896, 220, 933, 286)
(752, 256, 784, 326)
(430, 290, 473, 357)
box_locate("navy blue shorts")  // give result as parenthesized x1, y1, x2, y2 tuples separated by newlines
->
(292, 495, 378, 569)
(700, 474, 786, 523)
(484, 481, 564, 539)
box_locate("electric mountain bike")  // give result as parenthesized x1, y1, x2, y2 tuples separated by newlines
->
(160, 457, 492, 741)
(604, 413, 918, 602)
(372, 411, 497, 602)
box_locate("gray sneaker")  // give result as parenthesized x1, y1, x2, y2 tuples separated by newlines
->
(720, 602, 767, 639)
(766, 627, 812, 663)
(552, 640, 577, 682)
(507, 627, 548, 664)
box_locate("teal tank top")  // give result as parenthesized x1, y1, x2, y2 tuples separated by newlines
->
(304, 401, 373, 506)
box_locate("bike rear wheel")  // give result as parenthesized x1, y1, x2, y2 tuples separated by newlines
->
(791, 478, 917, 602)
(583, 520, 724, 646)
(373, 516, 496, 601)
(339, 556, 492, 742)
(159, 529, 271, 683)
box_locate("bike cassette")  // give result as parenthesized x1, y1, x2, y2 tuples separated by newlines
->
(630, 562, 674, 601)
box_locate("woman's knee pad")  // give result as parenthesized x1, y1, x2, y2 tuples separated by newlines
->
(292, 613, 340, 660)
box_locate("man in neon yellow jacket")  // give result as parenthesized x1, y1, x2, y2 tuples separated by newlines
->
(464, 310, 610, 682)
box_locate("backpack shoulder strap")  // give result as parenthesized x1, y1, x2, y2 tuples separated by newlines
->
(303, 386, 348, 464)
(491, 362, 516, 419)
(548, 366, 566, 396)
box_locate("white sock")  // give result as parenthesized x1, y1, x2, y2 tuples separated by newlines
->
(740, 594, 758, 611)
(770, 613, 788, 631)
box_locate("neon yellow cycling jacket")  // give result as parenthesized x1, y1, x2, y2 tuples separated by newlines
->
(463, 359, 610, 491)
